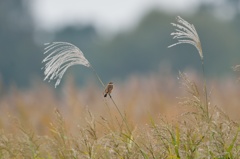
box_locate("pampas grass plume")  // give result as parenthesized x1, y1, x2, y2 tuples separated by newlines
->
(42, 42, 90, 88)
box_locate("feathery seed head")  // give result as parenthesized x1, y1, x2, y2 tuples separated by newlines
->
(168, 16, 203, 60)
(42, 42, 90, 88)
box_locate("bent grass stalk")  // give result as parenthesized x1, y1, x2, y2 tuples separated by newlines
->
(168, 16, 209, 119)
(90, 65, 131, 133)
(42, 42, 131, 133)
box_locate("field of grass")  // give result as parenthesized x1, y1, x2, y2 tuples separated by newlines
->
(0, 16, 239, 158)
(0, 72, 239, 158)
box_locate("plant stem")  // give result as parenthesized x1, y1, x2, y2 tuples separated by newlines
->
(90, 65, 105, 88)
(109, 96, 131, 133)
(201, 59, 209, 120)
(90, 65, 131, 133)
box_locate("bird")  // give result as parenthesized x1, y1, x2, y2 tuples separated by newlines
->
(104, 82, 113, 98)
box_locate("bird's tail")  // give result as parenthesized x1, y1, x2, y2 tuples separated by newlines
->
(104, 93, 107, 97)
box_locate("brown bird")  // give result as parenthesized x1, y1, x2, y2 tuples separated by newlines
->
(104, 82, 113, 98)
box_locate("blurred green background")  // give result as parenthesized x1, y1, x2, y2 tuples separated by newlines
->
(0, 0, 240, 88)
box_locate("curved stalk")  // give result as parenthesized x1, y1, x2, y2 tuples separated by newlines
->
(90, 65, 131, 133)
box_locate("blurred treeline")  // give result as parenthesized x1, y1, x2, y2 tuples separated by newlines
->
(1, 0, 240, 88)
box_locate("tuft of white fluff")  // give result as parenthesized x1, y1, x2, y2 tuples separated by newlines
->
(42, 42, 90, 88)
(168, 16, 203, 60)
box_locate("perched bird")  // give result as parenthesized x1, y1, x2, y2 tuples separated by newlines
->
(104, 82, 113, 98)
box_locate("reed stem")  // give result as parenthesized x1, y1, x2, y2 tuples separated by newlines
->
(90, 65, 131, 133)
(201, 59, 209, 120)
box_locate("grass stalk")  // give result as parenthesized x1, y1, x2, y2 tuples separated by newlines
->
(42, 42, 131, 134)
(90, 65, 131, 134)
(201, 59, 209, 120)
(168, 16, 209, 120)
(89, 65, 105, 88)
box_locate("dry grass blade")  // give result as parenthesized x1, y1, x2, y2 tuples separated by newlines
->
(179, 72, 199, 97)
(42, 42, 90, 88)
(168, 16, 203, 60)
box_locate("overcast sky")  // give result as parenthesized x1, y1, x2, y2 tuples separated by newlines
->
(30, 0, 209, 34)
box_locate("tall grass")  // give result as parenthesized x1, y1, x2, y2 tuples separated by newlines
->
(0, 74, 238, 158)
(43, 42, 121, 124)
(42, 42, 133, 144)
(168, 16, 209, 120)
(0, 16, 239, 158)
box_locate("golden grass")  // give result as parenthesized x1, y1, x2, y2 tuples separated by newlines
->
(0, 73, 239, 158)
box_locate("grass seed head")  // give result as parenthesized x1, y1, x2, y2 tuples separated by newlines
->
(42, 42, 90, 88)
(168, 16, 203, 60)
